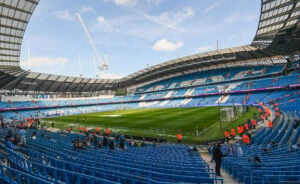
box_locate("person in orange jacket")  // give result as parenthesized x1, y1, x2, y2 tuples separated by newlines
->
(237, 126, 242, 135)
(78, 125, 82, 133)
(67, 126, 71, 133)
(224, 130, 230, 143)
(240, 126, 244, 135)
(105, 128, 110, 135)
(84, 126, 88, 133)
(251, 119, 257, 129)
(243, 134, 250, 144)
(231, 128, 236, 140)
(95, 127, 100, 135)
(244, 123, 249, 131)
(177, 133, 182, 143)
(268, 120, 273, 128)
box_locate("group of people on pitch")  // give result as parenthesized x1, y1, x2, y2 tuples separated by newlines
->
(224, 107, 276, 144)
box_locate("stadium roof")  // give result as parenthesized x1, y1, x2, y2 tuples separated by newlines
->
(252, 0, 300, 54)
(0, 0, 38, 67)
(0, 0, 299, 93)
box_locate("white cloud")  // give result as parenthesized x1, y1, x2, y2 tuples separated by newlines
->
(145, 0, 161, 6)
(97, 16, 106, 24)
(144, 7, 195, 32)
(153, 39, 183, 52)
(80, 6, 96, 13)
(197, 46, 211, 52)
(93, 16, 116, 32)
(104, 0, 161, 7)
(106, 0, 138, 7)
(54, 10, 74, 21)
(91, 7, 195, 41)
(203, 1, 223, 14)
(224, 11, 258, 24)
(101, 73, 123, 79)
(21, 57, 69, 67)
(174, 7, 195, 21)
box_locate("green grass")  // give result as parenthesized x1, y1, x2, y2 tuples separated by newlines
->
(43, 106, 256, 144)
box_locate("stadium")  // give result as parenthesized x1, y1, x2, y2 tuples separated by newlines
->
(0, 0, 299, 183)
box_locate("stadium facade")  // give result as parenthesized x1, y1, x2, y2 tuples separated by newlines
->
(0, 1, 300, 183)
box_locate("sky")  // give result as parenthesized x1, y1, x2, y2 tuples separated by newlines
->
(20, 0, 261, 79)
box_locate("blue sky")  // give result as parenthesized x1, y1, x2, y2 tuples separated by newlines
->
(20, 0, 261, 79)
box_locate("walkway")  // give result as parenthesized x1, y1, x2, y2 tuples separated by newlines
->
(199, 149, 238, 184)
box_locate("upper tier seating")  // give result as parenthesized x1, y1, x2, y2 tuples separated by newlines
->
(137, 65, 285, 93)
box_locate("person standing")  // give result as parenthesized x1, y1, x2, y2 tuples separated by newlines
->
(224, 130, 230, 143)
(231, 128, 236, 140)
(213, 144, 227, 176)
(19, 127, 27, 145)
(244, 123, 249, 131)
(105, 128, 110, 136)
(268, 120, 273, 128)
(177, 133, 182, 143)
(95, 127, 100, 135)
(251, 119, 257, 129)
(243, 134, 250, 144)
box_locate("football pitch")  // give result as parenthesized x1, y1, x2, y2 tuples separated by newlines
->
(43, 106, 256, 144)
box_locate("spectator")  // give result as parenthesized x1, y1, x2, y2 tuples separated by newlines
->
(6, 135, 17, 150)
(61, 131, 66, 136)
(120, 139, 125, 149)
(97, 140, 103, 148)
(109, 138, 115, 151)
(19, 127, 27, 145)
(212, 144, 227, 176)
(31, 131, 37, 140)
(188, 146, 198, 152)
(226, 144, 236, 156)
(73, 139, 86, 151)
(103, 135, 108, 146)
(50, 136, 56, 143)
(93, 135, 98, 149)
(236, 143, 244, 156)
(248, 155, 262, 167)
(6, 130, 13, 139)
(83, 135, 91, 147)
(290, 143, 300, 151)
(13, 132, 21, 146)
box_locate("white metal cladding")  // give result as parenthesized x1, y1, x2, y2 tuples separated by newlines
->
(0, 0, 39, 66)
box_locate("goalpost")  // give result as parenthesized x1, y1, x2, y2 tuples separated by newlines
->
(219, 104, 245, 122)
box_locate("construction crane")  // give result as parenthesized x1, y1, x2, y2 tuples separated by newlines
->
(75, 13, 109, 78)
